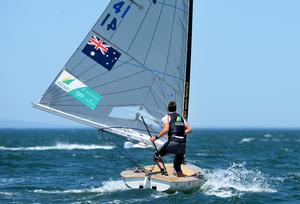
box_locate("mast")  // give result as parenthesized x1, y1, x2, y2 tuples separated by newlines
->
(183, 0, 193, 120)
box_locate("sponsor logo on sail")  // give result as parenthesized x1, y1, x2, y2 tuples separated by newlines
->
(62, 78, 75, 85)
(55, 70, 102, 110)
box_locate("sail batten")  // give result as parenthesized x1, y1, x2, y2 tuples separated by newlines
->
(35, 0, 192, 143)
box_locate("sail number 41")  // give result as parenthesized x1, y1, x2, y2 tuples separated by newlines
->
(101, 1, 131, 31)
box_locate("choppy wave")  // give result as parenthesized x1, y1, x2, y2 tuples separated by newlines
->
(0, 191, 13, 196)
(102, 192, 170, 204)
(239, 138, 254, 143)
(33, 180, 128, 194)
(196, 153, 208, 156)
(0, 143, 113, 151)
(201, 163, 276, 198)
(123, 141, 151, 149)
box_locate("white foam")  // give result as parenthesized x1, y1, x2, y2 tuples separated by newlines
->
(103, 200, 122, 204)
(123, 141, 150, 149)
(201, 163, 276, 198)
(196, 153, 208, 156)
(123, 141, 136, 149)
(150, 192, 171, 199)
(0, 143, 113, 151)
(93, 179, 128, 193)
(264, 134, 272, 138)
(0, 191, 13, 196)
(239, 138, 254, 143)
(33, 180, 128, 194)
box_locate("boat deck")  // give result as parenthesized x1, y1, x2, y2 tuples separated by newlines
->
(121, 163, 201, 183)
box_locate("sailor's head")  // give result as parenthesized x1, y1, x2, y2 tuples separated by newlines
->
(168, 101, 177, 112)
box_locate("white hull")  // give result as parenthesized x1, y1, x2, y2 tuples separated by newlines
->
(121, 163, 205, 193)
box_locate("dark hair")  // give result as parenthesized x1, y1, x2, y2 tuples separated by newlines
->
(168, 101, 177, 112)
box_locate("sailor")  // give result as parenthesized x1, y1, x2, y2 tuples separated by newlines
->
(150, 101, 192, 177)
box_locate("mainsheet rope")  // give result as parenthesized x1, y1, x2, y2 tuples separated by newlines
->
(98, 129, 148, 173)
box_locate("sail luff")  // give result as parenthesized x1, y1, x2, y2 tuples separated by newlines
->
(183, 0, 193, 120)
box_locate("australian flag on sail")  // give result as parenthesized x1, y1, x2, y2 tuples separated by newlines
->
(82, 35, 121, 71)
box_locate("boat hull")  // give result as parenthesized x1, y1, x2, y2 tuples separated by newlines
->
(121, 163, 205, 193)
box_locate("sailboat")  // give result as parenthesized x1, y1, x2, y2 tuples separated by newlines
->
(33, 0, 205, 193)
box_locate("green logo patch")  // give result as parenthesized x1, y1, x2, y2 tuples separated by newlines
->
(176, 116, 182, 122)
(55, 70, 102, 110)
(69, 87, 102, 110)
(62, 78, 75, 85)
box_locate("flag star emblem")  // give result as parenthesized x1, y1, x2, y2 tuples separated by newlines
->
(90, 51, 96, 56)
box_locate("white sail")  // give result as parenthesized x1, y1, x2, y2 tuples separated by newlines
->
(33, 0, 192, 146)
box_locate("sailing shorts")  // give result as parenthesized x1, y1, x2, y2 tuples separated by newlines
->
(154, 140, 186, 173)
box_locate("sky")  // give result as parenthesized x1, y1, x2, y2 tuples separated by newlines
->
(0, 0, 300, 128)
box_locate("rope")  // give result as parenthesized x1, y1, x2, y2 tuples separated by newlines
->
(98, 129, 148, 173)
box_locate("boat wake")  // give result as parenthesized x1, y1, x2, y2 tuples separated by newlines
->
(33, 180, 128, 194)
(0, 143, 113, 151)
(201, 163, 276, 198)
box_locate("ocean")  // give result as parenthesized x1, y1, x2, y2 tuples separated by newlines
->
(0, 129, 299, 203)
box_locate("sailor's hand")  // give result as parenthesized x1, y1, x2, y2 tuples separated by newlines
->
(150, 136, 157, 142)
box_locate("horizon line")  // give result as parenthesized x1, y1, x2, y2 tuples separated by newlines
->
(1, 127, 300, 130)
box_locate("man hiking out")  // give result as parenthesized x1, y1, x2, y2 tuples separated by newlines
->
(150, 101, 192, 177)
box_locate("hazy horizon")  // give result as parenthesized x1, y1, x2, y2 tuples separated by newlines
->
(1, 118, 299, 129)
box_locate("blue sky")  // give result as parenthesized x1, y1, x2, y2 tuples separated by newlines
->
(0, 0, 299, 128)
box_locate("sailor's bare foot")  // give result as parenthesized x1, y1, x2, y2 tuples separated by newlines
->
(176, 171, 186, 177)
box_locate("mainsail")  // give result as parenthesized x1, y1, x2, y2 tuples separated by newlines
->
(33, 0, 193, 147)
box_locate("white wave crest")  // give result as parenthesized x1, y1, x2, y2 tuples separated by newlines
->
(123, 141, 151, 149)
(239, 138, 254, 143)
(201, 163, 276, 198)
(0, 191, 13, 196)
(0, 143, 113, 151)
(33, 180, 128, 194)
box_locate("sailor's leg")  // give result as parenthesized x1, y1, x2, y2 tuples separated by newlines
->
(154, 153, 164, 171)
(174, 153, 185, 177)
(153, 142, 169, 173)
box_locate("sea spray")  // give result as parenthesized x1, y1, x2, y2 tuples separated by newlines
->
(201, 163, 276, 198)
(33, 180, 128, 194)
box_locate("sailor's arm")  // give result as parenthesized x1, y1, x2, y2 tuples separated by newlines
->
(185, 122, 192, 135)
(150, 123, 169, 142)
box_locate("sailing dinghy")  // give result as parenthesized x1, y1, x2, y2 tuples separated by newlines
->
(33, 0, 205, 192)
(122, 162, 205, 193)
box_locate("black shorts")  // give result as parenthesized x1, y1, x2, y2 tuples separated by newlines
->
(158, 141, 186, 156)
(156, 141, 186, 172)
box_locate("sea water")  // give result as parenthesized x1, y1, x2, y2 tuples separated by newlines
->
(0, 129, 299, 203)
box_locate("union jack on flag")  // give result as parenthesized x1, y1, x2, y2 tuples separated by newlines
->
(82, 35, 121, 71)
(87, 35, 110, 55)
